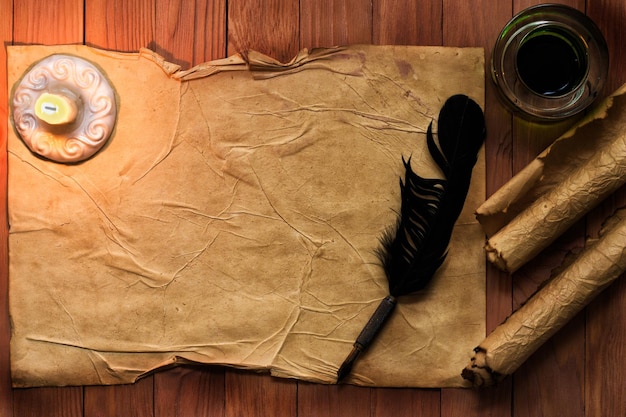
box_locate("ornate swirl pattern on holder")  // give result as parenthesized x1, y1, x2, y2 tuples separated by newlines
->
(12, 54, 117, 163)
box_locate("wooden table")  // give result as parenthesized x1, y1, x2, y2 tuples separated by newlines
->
(1, 0, 624, 416)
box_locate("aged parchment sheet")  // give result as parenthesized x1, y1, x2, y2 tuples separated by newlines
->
(7, 45, 485, 387)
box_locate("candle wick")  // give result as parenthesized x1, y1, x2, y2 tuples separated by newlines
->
(43, 104, 58, 113)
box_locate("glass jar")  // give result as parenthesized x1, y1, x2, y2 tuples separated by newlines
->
(491, 4, 608, 120)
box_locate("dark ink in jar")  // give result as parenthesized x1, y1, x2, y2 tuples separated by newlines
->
(492, 4, 608, 120)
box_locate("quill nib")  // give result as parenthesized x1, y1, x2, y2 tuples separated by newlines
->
(336, 346, 360, 382)
(336, 94, 486, 383)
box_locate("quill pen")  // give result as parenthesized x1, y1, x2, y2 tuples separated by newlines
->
(337, 94, 486, 382)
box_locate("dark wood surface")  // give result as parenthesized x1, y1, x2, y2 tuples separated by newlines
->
(1, 0, 625, 416)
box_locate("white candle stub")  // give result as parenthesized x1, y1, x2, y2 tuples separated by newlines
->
(12, 54, 117, 163)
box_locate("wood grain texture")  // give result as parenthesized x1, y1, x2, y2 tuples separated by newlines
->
(84, 378, 153, 417)
(154, 0, 227, 67)
(1, 1, 626, 416)
(85, 0, 155, 52)
(154, 366, 225, 417)
(13, 388, 82, 417)
(586, 0, 626, 415)
(0, 0, 13, 413)
(297, 384, 371, 417)
(374, 0, 442, 45)
(585, 276, 626, 417)
(13, 0, 84, 44)
(372, 388, 440, 417)
(227, 0, 299, 62)
(152, 0, 229, 411)
(300, 0, 373, 48)
(225, 371, 296, 417)
(223, 2, 301, 414)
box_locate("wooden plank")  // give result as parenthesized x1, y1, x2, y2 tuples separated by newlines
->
(227, 0, 299, 62)
(11, 1, 85, 414)
(585, 1, 626, 415)
(0, 0, 13, 413)
(300, 0, 372, 48)
(151, 0, 228, 414)
(154, 366, 225, 417)
(373, 0, 442, 46)
(84, 378, 153, 417)
(585, 271, 626, 417)
(372, 389, 440, 417)
(13, 388, 82, 417)
(154, 0, 227, 68)
(225, 371, 296, 417)
(85, 0, 155, 52)
(13, 0, 83, 45)
(298, 384, 370, 417)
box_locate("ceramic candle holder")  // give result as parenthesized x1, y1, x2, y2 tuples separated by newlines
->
(12, 54, 117, 163)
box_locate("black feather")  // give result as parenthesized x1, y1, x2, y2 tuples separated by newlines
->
(337, 94, 486, 382)
(378, 94, 486, 297)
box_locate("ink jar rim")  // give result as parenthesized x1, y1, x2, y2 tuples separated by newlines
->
(491, 4, 608, 121)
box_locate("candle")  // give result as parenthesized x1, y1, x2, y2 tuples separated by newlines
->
(35, 92, 78, 125)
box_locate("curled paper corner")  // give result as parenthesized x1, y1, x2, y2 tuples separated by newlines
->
(562, 82, 626, 138)
(137, 48, 182, 75)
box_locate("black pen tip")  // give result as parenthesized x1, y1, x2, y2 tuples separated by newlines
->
(336, 346, 361, 383)
(336, 363, 352, 383)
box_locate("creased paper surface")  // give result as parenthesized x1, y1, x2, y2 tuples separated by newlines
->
(8, 44, 485, 388)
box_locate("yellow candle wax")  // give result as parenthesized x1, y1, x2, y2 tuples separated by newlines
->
(35, 92, 78, 125)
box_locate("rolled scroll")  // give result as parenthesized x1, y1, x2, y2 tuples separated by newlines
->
(463, 208, 626, 387)
(477, 84, 626, 273)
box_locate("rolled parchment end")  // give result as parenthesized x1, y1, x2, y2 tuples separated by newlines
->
(463, 209, 626, 387)
(461, 348, 503, 387)
(485, 120, 626, 273)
